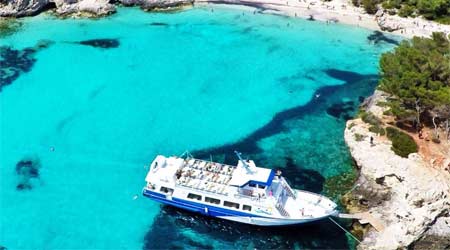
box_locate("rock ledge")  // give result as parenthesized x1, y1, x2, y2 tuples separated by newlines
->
(344, 90, 450, 250)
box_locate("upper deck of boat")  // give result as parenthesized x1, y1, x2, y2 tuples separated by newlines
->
(175, 158, 237, 196)
(146, 156, 275, 200)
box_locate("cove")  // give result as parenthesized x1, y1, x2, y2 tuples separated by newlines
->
(0, 5, 399, 249)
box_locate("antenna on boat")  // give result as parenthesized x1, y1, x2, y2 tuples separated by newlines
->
(234, 150, 251, 171)
(179, 150, 193, 159)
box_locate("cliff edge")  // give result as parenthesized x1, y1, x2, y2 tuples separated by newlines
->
(344, 90, 450, 249)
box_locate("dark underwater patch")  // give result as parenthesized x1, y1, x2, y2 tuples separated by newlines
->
(149, 22, 170, 26)
(0, 19, 22, 38)
(307, 15, 315, 21)
(194, 69, 377, 161)
(143, 205, 349, 250)
(367, 31, 400, 46)
(266, 44, 281, 54)
(278, 71, 304, 84)
(77, 39, 120, 49)
(284, 157, 325, 193)
(15, 157, 41, 191)
(326, 101, 356, 120)
(324, 68, 367, 83)
(56, 111, 79, 133)
(0, 40, 52, 92)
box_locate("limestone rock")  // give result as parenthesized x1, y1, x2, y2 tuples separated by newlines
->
(0, 0, 115, 17)
(377, 15, 404, 32)
(54, 0, 116, 17)
(0, 0, 49, 17)
(410, 216, 450, 250)
(140, 0, 193, 11)
(344, 90, 450, 250)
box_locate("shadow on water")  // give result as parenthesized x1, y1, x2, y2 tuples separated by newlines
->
(76, 38, 120, 49)
(193, 69, 377, 160)
(143, 68, 378, 249)
(367, 31, 400, 46)
(144, 205, 350, 250)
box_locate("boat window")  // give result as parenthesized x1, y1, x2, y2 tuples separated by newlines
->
(243, 205, 252, 211)
(224, 201, 240, 209)
(205, 197, 220, 205)
(258, 185, 266, 189)
(160, 186, 173, 194)
(249, 183, 257, 188)
(187, 193, 202, 201)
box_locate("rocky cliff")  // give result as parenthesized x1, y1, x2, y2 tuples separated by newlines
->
(0, 0, 192, 17)
(344, 90, 450, 249)
(0, 0, 115, 17)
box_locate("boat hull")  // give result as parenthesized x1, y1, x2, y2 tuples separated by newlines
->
(143, 189, 334, 226)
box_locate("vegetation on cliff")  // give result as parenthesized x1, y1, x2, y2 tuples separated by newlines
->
(378, 32, 450, 141)
(386, 127, 418, 157)
(352, 0, 450, 23)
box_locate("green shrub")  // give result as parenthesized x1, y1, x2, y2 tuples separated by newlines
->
(376, 101, 390, 107)
(435, 16, 450, 25)
(369, 125, 386, 136)
(360, 111, 382, 126)
(362, 0, 379, 14)
(398, 5, 415, 17)
(354, 133, 365, 141)
(386, 127, 418, 157)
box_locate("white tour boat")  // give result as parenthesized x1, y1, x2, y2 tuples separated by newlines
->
(142, 152, 338, 226)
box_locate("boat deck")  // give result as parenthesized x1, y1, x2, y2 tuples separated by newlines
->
(175, 159, 237, 196)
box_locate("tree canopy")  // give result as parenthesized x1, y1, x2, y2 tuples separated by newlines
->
(378, 32, 450, 128)
(353, 0, 450, 23)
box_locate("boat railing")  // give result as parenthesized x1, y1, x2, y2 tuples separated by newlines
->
(275, 201, 290, 217)
(234, 192, 266, 202)
(280, 177, 296, 198)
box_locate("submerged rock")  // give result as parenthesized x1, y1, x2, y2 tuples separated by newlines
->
(0, 40, 52, 91)
(15, 156, 41, 191)
(326, 101, 355, 120)
(77, 38, 120, 48)
(0, 19, 22, 38)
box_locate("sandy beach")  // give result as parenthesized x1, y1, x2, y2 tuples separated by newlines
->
(196, 0, 450, 38)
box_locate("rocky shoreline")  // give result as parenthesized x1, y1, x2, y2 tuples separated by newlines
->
(343, 90, 450, 249)
(0, 0, 193, 18)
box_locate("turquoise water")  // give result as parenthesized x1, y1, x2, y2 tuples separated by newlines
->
(0, 6, 398, 249)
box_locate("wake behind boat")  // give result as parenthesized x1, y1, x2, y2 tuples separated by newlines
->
(142, 152, 338, 226)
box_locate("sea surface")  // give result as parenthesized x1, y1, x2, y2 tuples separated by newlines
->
(0, 5, 399, 249)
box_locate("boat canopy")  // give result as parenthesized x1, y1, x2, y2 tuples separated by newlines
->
(228, 160, 275, 187)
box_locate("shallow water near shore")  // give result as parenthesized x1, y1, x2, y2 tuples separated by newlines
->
(0, 6, 399, 249)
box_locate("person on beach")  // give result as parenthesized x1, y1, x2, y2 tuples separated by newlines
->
(370, 136, 374, 145)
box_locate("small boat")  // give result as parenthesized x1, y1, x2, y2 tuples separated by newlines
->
(142, 152, 338, 226)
